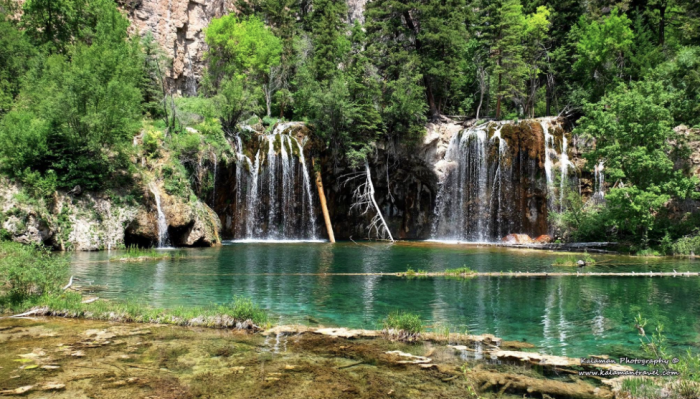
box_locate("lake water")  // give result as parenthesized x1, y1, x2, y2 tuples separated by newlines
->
(69, 242, 700, 358)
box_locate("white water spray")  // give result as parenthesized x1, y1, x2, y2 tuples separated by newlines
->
(149, 182, 169, 248)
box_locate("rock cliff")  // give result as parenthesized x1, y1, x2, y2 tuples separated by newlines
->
(0, 177, 219, 250)
(122, 0, 367, 93)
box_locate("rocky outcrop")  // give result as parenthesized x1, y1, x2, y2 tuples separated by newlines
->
(122, 0, 367, 94)
(0, 177, 220, 250)
(213, 117, 576, 241)
(124, 0, 229, 94)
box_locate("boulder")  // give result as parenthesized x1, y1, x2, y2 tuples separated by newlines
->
(124, 209, 158, 247)
(534, 234, 553, 243)
(501, 234, 534, 244)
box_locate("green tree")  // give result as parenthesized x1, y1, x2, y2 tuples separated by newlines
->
(651, 46, 700, 127)
(0, 4, 34, 115)
(365, 0, 471, 118)
(0, 0, 144, 190)
(575, 80, 698, 243)
(309, 0, 350, 82)
(493, 0, 526, 118)
(204, 15, 282, 118)
(523, 6, 551, 118)
(572, 8, 634, 104)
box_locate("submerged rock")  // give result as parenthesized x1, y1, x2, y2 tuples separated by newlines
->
(501, 234, 534, 244)
(534, 234, 553, 243)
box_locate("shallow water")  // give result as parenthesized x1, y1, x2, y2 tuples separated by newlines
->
(0, 318, 498, 398)
(69, 242, 700, 358)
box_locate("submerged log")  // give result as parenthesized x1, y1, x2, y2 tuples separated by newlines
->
(470, 370, 612, 399)
(312, 158, 335, 243)
(492, 350, 633, 372)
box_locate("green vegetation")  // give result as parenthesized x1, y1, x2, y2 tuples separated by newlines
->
(7, 292, 269, 328)
(382, 311, 423, 335)
(0, 241, 67, 300)
(626, 313, 700, 399)
(108, 247, 197, 262)
(552, 253, 596, 266)
(0, 0, 697, 251)
(0, 243, 268, 327)
(444, 266, 476, 275)
(670, 233, 700, 255)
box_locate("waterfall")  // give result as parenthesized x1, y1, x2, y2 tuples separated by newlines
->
(542, 122, 556, 212)
(211, 152, 217, 207)
(149, 183, 169, 248)
(593, 161, 605, 202)
(432, 125, 492, 242)
(559, 135, 573, 210)
(230, 127, 318, 240)
(432, 119, 570, 242)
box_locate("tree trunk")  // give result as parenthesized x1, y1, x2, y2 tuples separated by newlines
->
(264, 85, 272, 118)
(424, 76, 439, 118)
(495, 73, 502, 119)
(365, 162, 394, 242)
(476, 67, 485, 119)
(545, 75, 552, 116)
(659, 3, 666, 46)
(312, 158, 335, 243)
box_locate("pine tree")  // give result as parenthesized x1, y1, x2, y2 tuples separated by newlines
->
(493, 0, 526, 118)
(310, 0, 349, 82)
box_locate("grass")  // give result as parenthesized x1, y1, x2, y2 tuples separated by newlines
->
(620, 378, 663, 399)
(443, 266, 476, 275)
(3, 292, 270, 329)
(552, 253, 596, 266)
(109, 246, 190, 262)
(382, 311, 423, 335)
(405, 267, 428, 277)
(636, 248, 662, 257)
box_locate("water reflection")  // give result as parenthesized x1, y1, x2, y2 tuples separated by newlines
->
(69, 243, 700, 357)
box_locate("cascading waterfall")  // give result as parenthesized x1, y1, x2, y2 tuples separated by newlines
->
(149, 182, 169, 248)
(542, 122, 557, 211)
(593, 161, 605, 202)
(230, 126, 318, 240)
(432, 124, 493, 242)
(432, 119, 572, 242)
(559, 135, 574, 210)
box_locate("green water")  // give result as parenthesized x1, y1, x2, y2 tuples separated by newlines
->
(70, 242, 700, 358)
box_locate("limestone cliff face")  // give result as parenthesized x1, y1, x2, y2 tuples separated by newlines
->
(125, 0, 229, 94)
(123, 0, 367, 93)
(0, 177, 220, 250)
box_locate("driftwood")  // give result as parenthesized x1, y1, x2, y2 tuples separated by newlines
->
(63, 275, 74, 290)
(470, 370, 612, 399)
(312, 158, 335, 243)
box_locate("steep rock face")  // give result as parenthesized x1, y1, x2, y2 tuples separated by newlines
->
(0, 177, 220, 250)
(347, 0, 367, 22)
(213, 118, 575, 241)
(123, 0, 367, 93)
(125, 0, 229, 94)
(322, 143, 439, 240)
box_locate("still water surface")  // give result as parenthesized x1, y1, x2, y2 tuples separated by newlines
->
(70, 242, 700, 358)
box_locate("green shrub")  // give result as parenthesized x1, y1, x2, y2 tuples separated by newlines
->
(382, 311, 423, 334)
(143, 128, 163, 157)
(21, 168, 57, 199)
(0, 242, 68, 301)
(671, 234, 700, 255)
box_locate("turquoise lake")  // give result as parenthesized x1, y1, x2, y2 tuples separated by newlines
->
(69, 242, 700, 359)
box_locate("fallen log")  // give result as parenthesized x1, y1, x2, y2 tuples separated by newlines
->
(312, 158, 335, 243)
